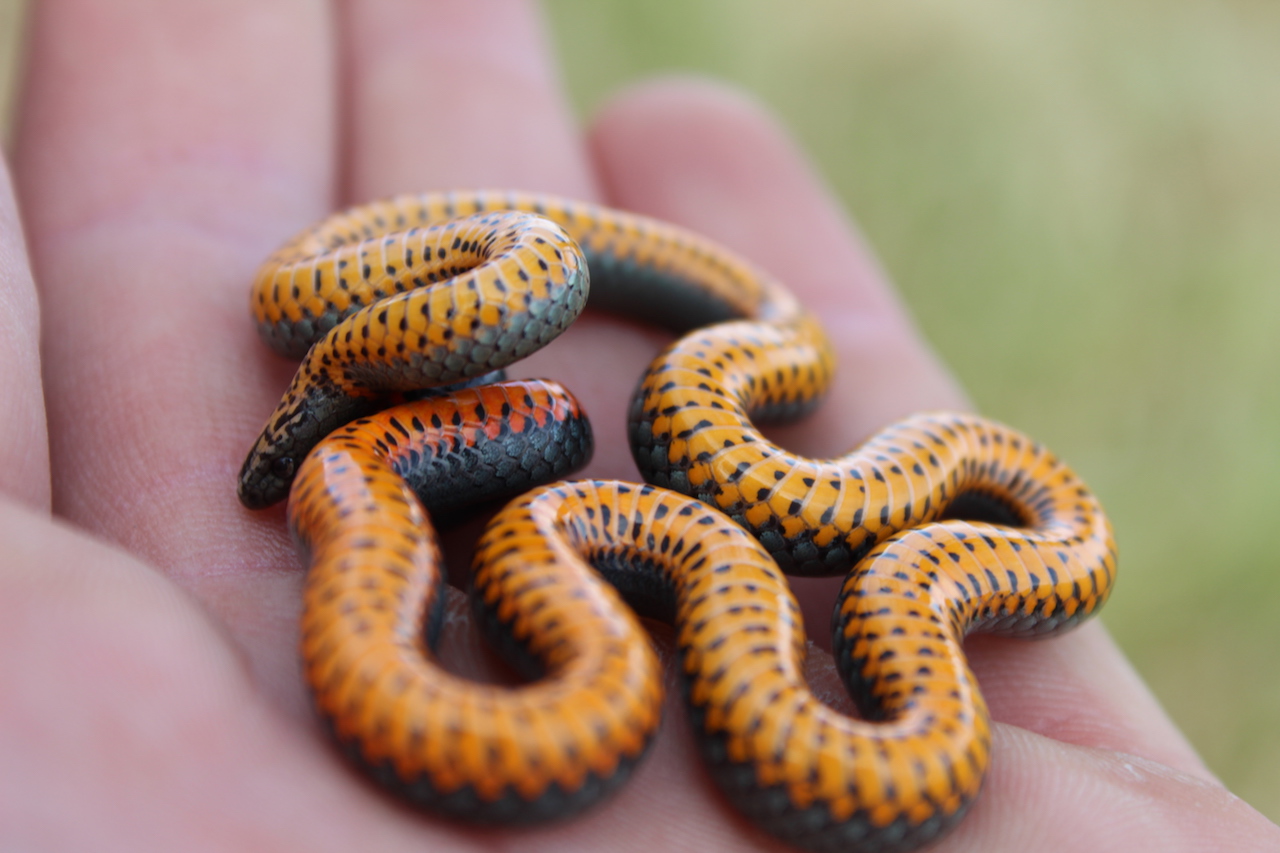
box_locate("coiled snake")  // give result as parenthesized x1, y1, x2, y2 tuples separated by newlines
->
(238, 191, 1115, 853)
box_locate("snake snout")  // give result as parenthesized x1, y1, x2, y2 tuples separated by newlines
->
(237, 443, 294, 509)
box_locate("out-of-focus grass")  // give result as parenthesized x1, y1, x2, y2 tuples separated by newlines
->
(0, 0, 22, 144)
(0, 0, 1275, 823)
(544, 0, 1280, 820)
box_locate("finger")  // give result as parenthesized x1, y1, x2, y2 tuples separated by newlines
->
(339, 0, 593, 199)
(337, 0, 673, 482)
(585, 77, 1209, 779)
(967, 626, 1211, 778)
(0, 495, 465, 852)
(0, 158, 49, 508)
(13, 0, 336, 713)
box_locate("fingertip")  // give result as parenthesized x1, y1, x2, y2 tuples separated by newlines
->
(968, 622, 1213, 781)
(588, 75, 897, 316)
(589, 76, 853, 282)
(951, 726, 1279, 853)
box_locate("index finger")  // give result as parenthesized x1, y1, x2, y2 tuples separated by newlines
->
(13, 0, 337, 713)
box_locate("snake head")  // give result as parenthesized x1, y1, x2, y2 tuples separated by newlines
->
(237, 428, 302, 510)
(238, 384, 375, 510)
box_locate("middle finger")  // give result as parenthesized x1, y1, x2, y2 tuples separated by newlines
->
(334, 2, 781, 848)
(338, 0, 679, 483)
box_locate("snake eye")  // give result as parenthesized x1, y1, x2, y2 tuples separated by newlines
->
(271, 456, 296, 479)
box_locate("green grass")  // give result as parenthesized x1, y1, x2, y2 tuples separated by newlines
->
(542, 0, 1280, 821)
(0, 0, 22, 143)
(1, 0, 1276, 824)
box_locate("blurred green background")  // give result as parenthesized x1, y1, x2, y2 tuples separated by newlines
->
(3, 0, 1277, 823)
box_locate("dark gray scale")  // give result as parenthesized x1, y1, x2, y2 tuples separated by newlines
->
(692, 706, 971, 853)
(582, 248, 744, 332)
(393, 410, 593, 516)
(585, 548, 680, 626)
(355, 746, 652, 826)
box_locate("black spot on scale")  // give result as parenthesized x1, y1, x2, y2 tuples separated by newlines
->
(983, 567, 999, 589)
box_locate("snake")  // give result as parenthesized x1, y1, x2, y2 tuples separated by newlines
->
(240, 190, 1117, 852)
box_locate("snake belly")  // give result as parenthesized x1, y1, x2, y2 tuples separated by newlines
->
(243, 191, 1117, 852)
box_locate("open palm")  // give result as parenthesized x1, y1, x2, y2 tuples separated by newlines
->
(1, 2, 1274, 851)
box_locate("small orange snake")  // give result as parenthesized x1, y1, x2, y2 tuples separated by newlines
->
(240, 191, 1116, 851)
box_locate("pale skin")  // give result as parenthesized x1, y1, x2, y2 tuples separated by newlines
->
(0, 1, 1276, 851)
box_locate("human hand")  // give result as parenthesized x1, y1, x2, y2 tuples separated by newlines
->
(2, 1, 1276, 850)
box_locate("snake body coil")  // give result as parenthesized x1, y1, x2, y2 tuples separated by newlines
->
(242, 191, 1117, 852)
